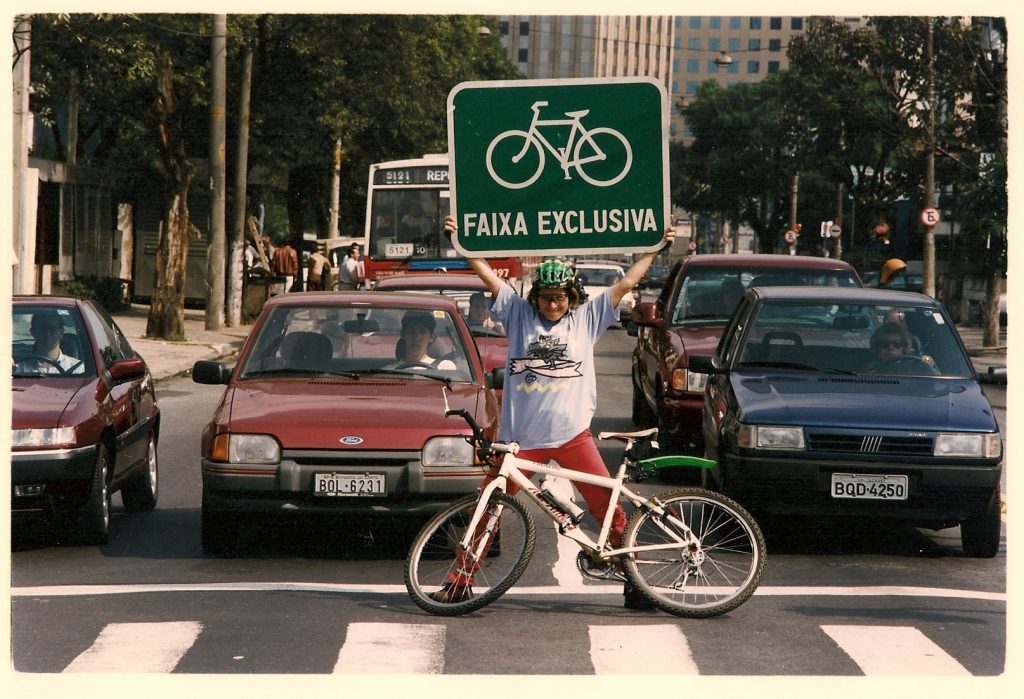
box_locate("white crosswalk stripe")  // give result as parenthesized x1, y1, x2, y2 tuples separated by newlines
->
(822, 625, 971, 675)
(333, 622, 446, 674)
(63, 621, 202, 673)
(589, 624, 699, 674)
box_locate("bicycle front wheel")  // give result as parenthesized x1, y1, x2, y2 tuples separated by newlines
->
(486, 130, 544, 190)
(405, 491, 536, 616)
(621, 488, 765, 618)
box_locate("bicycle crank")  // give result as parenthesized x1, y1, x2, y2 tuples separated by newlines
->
(576, 550, 626, 582)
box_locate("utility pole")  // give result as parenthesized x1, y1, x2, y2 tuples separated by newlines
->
(206, 14, 227, 329)
(922, 17, 937, 298)
(227, 26, 255, 327)
(12, 15, 33, 295)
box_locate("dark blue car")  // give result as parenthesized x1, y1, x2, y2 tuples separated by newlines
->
(691, 286, 1002, 557)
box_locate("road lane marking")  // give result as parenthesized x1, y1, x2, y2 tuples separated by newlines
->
(63, 621, 201, 673)
(589, 625, 698, 674)
(334, 622, 445, 674)
(822, 625, 970, 675)
(11, 583, 1006, 602)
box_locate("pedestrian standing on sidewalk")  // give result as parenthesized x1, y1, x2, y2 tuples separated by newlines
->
(271, 239, 299, 292)
(336, 243, 364, 290)
(429, 215, 674, 609)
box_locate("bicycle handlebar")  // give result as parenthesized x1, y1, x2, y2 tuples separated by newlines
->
(445, 408, 519, 456)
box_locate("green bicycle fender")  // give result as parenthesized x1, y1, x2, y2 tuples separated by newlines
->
(641, 455, 715, 470)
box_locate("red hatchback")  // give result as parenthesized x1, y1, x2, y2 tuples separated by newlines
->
(191, 291, 501, 553)
(11, 296, 160, 544)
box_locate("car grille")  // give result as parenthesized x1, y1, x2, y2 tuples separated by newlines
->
(806, 432, 933, 456)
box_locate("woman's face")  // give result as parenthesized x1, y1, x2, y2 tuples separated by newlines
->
(876, 332, 907, 362)
(536, 289, 570, 322)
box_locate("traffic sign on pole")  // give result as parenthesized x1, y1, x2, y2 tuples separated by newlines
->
(447, 78, 669, 257)
(920, 206, 941, 228)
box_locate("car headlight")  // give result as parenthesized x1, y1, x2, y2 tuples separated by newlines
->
(671, 368, 708, 392)
(738, 425, 806, 450)
(11, 427, 76, 448)
(210, 434, 280, 463)
(422, 436, 474, 467)
(934, 432, 1002, 458)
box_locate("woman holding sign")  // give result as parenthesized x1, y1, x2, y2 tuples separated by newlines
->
(434, 215, 674, 609)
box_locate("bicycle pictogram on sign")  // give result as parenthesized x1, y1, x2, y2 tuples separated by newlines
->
(485, 101, 633, 190)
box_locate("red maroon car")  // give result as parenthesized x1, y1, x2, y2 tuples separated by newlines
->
(11, 296, 160, 544)
(191, 291, 501, 554)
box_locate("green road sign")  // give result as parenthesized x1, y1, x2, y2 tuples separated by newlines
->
(447, 78, 669, 258)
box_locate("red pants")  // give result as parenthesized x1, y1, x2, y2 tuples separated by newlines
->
(448, 429, 627, 586)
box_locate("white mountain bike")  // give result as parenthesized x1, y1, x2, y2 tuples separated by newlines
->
(404, 405, 766, 618)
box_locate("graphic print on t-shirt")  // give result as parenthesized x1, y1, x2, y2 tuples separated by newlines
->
(508, 334, 583, 380)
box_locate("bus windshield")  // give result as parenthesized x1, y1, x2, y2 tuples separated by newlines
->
(369, 189, 452, 262)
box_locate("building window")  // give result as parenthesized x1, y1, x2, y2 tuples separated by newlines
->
(687, 59, 700, 73)
(673, 59, 680, 72)
(709, 17, 721, 29)
(499, 21, 508, 35)
(749, 17, 761, 30)
(520, 20, 529, 36)
(728, 37, 740, 51)
(518, 48, 528, 62)
(689, 17, 701, 29)
(728, 61, 739, 74)
(767, 60, 780, 73)
(791, 17, 804, 30)
(709, 37, 721, 51)
(747, 60, 760, 74)
(729, 17, 741, 29)
(674, 37, 682, 49)
(749, 38, 761, 50)
(769, 38, 782, 51)
(707, 59, 719, 73)
(686, 80, 698, 94)
(688, 37, 700, 50)
(770, 17, 782, 30)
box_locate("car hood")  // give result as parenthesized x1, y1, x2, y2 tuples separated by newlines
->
(223, 379, 485, 449)
(10, 378, 94, 429)
(672, 325, 725, 359)
(731, 373, 997, 432)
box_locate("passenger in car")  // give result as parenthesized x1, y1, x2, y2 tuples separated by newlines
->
(278, 332, 333, 368)
(467, 292, 504, 333)
(386, 311, 456, 370)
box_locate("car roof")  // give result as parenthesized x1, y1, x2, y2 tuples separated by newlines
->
(373, 273, 488, 290)
(749, 285, 940, 307)
(576, 261, 625, 270)
(681, 254, 857, 272)
(12, 295, 83, 308)
(263, 290, 463, 313)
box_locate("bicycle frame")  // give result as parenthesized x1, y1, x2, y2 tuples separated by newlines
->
(517, 102, 605, 176)
(457, 449, 701, 567)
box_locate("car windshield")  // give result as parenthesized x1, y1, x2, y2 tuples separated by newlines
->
(671, 268, 860, 325)
(238, 304, 475, 382)
(375, 285, 505, 337)
(733, 301, 973, 377)
(577, 267, 623, 287)
(11, 305, 94, 378)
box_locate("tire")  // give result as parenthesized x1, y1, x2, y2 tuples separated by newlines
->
(631, 377, 655, 427)
(486, 131, 545, 190)
(961, 494, 1002, 558)
(405, 492, 536, 616)
(66, 443, 111, 545)
(574, 127, 633, 187)
(121, 433, 159, 512)
(201, 502, 240, 555)
(621, 488, 765, 618)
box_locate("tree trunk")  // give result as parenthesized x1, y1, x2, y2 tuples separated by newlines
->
(227, 31, 255, 327)
(983, 248, 1003, 348)
(146, 56, 198, 340)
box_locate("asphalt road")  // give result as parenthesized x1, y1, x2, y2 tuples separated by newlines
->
(9, 327, 1009, 685)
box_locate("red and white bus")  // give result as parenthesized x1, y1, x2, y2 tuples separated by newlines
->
(363, 154, 527, 287)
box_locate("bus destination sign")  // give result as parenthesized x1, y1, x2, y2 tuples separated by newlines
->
(373, 166, 450, 186)
(447, 78, 669, 257)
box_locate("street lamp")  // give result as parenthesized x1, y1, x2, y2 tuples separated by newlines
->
(714, 51, 733, 67)
(477, 25, 492, 39)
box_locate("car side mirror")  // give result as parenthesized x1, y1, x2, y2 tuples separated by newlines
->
(192, 360, 233, 385)
(630, 301, 658, 327)
(109, 357, 147, 383)
(688, 354, 722, 374)
(487, 366, 505, 391)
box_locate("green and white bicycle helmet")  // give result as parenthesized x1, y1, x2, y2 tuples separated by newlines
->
(533, 259, 575, 288)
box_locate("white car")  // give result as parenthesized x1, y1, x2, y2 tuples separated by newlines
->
(574, 261, 635, 327)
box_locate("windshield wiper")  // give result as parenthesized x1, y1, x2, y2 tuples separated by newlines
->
(243, 367, 362, 379)
(365, 368, 453, 389)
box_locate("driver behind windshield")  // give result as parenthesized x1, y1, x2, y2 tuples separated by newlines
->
(14, 311, 83, 375)
(869, 321, 936, 372)
(386, 311, 456, 370)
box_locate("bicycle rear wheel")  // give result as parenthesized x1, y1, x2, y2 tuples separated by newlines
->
(621, 488, 765, 618)
(405, 491, 536, 616)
